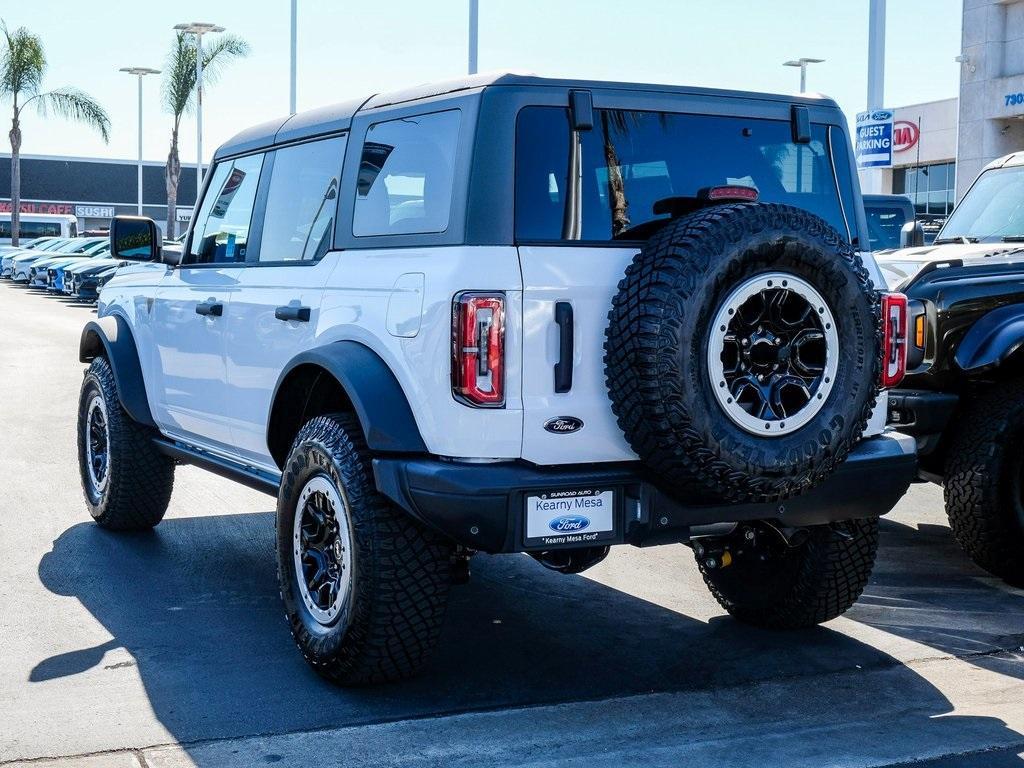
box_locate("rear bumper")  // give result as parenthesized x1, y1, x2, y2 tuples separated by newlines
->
(373, 432, 917, 553)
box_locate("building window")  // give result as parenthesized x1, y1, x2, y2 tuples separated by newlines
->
(892, 161, 955, 217)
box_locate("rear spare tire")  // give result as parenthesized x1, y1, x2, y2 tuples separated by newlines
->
(605, 203, 880, 503)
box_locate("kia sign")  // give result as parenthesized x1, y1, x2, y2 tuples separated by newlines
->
(893, 120, 920, 153)
(855, 109, 894, 169)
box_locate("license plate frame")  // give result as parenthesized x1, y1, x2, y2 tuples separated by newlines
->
(523, 487, 617, 549)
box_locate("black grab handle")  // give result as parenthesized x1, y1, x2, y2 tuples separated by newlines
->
(195, 301, 223, 317)
(554, 301, 574, 393)
(275, 305, 311, 322)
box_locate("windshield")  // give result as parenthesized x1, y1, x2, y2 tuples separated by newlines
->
(937, 165, 1024, 243)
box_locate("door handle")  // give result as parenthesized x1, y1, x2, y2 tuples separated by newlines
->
(195, 301, 223, 317)
(275, 305, 311, 322)
(554, 301, 574, 393)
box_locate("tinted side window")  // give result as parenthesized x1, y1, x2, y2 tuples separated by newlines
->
(188, 152, 264, 264)
(257, 135, 346, 263)
(9, 221, 63, 238)
(353, 110, 461, 237)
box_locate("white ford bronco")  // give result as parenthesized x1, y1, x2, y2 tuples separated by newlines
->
(77, 73, 916, 685)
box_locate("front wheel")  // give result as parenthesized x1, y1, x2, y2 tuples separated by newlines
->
(695, 518, 879, 628)
(276, 413, 453, 685)
(77, 357, 174, 530)
(944, 382, 1024, 586)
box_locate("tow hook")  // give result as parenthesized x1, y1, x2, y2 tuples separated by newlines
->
(703, 550, 734, 570)
(693, 536, 740, 570)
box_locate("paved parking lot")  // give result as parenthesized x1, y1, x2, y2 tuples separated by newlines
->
(1, 279, 1024, 767)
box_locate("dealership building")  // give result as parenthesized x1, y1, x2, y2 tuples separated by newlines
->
(0, 153, 197, 236)
(865, 0, 1024, 212)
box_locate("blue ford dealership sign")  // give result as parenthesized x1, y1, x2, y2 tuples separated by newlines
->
(855, 109, 894, 169)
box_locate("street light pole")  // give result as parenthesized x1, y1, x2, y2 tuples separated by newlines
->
(119, 67, 161, 216)
(174, 22, 225, 204)
(468, 0, 478, 75)
(783, 57, 825, 93)
(290, 0, 298, 114)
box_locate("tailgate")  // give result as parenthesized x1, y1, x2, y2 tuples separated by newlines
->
(518, 245, 639, 464)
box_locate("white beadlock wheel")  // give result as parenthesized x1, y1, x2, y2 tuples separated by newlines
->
(292, 475, 355, 626)
(707, 272, 839, 437)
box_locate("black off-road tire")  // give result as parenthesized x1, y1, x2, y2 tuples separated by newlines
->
(697, 518, 879, 628)
(944, 382, 1024, 586)
(605, 203, 881, 503)
(277, 413, 453, 685)
(77, 356, 174, 530)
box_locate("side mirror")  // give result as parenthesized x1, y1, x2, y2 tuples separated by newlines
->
(899, 220, 925, 249)
(110, 216, 161, 263)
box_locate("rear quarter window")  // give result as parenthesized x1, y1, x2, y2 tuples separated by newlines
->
(353, 109, 461, 237)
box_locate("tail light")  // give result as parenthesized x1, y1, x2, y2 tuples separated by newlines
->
(880, 292, 908, 388)
(452, 292, 505, 407)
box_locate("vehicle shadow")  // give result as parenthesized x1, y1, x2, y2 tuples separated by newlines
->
(34, 512, 1024, 764)
(851, 514, 1024, 677)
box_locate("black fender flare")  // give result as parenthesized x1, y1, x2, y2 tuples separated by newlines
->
(955, 303, 1024, 373)
(270, 341, 427, 454)
(79, 315, 156, 427)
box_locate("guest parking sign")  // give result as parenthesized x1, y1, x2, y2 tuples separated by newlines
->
(855, 109, 894, 169)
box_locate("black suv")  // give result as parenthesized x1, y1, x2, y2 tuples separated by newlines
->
(879, 150, 1024, 586)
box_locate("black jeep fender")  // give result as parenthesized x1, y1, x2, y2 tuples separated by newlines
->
(268, 341, 427, 459)
(79, 315, 156, 427)
(955, 303, 1024, 373)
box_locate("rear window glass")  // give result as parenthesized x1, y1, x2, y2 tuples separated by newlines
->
(865, 204, 910, 250)
(515, 107, 853, 243)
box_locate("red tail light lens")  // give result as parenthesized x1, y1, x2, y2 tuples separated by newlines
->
(880, 293, 908, 388)
(452, 292, 505, 407)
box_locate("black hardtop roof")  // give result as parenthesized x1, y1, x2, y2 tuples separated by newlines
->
(214, 71, 841, 160)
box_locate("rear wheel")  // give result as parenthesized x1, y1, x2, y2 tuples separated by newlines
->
(77, 357, 174, 530)
(277, 413, 453, 685)
(944, 382, 1024, 586)
(695, 518, 879, 628)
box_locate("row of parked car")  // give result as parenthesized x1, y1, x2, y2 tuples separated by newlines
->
(0, 232, 185, 300)
(0, 235, 122, 300)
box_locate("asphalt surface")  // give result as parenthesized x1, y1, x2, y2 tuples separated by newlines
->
(1, 279, 1024, 767)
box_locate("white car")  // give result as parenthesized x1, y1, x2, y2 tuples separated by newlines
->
(77, 74, 916, 685)
(4, 237, 73, 280)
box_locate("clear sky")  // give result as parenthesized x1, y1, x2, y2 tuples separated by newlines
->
(1, 0, 963, 165)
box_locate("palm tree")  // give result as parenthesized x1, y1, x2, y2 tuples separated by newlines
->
(162, 31, 249, 237)
(0, 23, 110, 246)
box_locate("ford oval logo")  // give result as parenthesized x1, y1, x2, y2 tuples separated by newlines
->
(549, 515, 591, 532)
(544, 416, 584, 434)
(871, 109, 893, 121)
